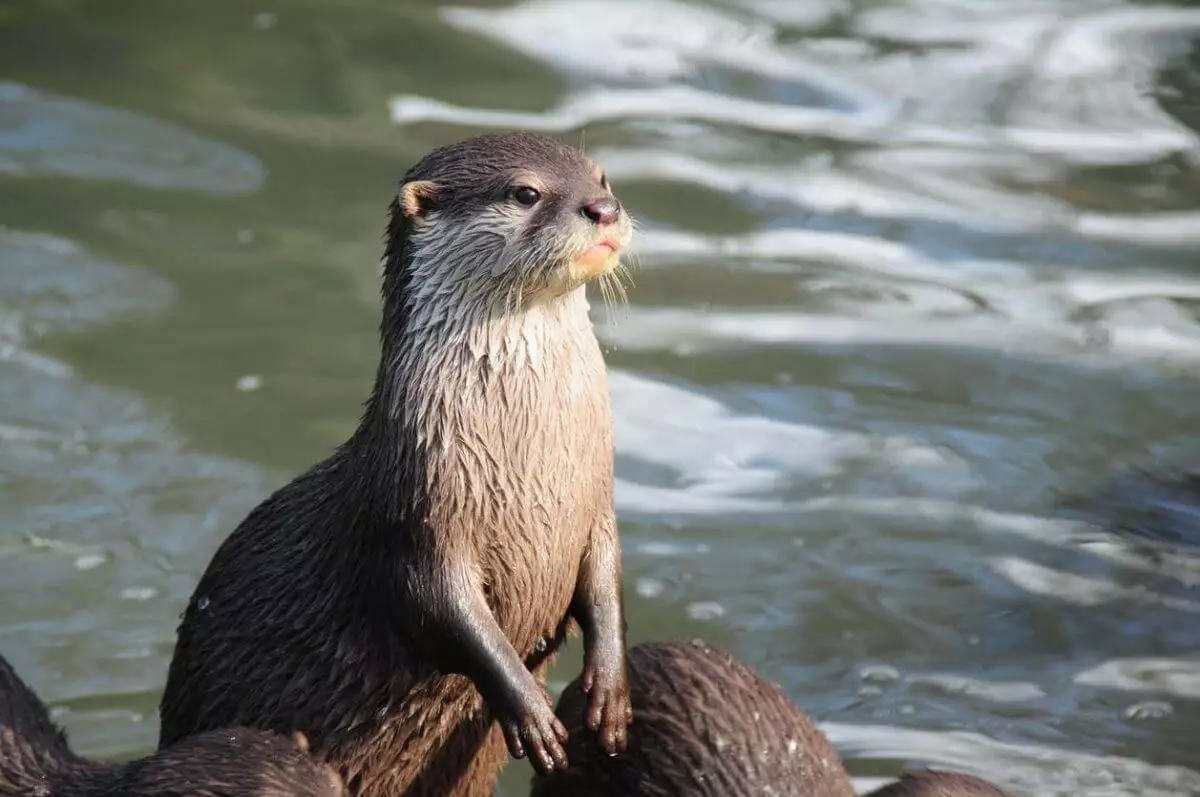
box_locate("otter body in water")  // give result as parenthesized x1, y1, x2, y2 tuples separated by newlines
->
(532, 640, 854, 797)
(869, 771, 1012, 797)
(0, 652, 344, 797)
(532, 641, 1013, 797)
(159, 133, 633, 797)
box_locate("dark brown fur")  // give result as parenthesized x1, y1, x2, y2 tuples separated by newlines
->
(868, 771, 1013, 797)
(532, 640, 855, 797)
(0, 652, 344, 797)
(158, 132, 633, 797)
(532, 641, 1014, 797)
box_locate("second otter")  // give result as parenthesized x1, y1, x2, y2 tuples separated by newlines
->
(0, 651, 344, 797)
(533, 641, 1014, 797)
(158, 133, 634, 797)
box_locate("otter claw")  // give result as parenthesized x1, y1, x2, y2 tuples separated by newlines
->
(581, 655, 632, 756)
(502, 709, 570, 774)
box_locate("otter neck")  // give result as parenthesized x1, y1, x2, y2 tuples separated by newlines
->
(359, 265, 602, 451)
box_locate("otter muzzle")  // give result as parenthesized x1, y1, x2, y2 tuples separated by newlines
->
(570, 241, 621, 282)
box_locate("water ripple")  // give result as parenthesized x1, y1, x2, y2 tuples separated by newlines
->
(0, 82, 265, 194)
(825, 722, 1200, 797)
(397, 0, 1200, 167)
(0, 228, 274, 758)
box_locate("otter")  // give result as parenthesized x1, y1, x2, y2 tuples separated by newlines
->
(531, 640, 1014, 797)
(868, 771, 1013, 797)
(0, 652, 345, 797)
(158, 132, 634, 797)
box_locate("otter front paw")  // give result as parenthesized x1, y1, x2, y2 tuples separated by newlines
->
(499, 696, 570, 774)
(580, 648, 632, 756)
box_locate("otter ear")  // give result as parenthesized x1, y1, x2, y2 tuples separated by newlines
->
(398, 180, 440, 219)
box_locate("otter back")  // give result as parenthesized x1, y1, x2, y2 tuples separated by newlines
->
(532, 640, 856, 797)
(533, 641, 1016, 797)
(0, 652, 344, 797)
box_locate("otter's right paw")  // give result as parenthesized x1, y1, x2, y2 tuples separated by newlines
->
(499, 699, 570, 774)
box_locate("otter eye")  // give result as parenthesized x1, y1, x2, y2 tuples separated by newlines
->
(600, 173, 609, 190)
(511, 186, 541, 207)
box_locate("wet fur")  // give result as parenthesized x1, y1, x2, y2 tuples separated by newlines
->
(158, 132, 633, 797)
(531, 640, 855, 797)
(869, 771, 1013, 797)
(0, 652, 344, 797)
(532, 641, 1014, 797)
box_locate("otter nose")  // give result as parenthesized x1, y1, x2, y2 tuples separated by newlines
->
(581, 198, 621, 226)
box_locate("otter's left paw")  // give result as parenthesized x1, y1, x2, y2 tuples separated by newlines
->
(580, 649, 632, 755)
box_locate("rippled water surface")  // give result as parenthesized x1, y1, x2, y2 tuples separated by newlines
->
(2, 1, 1200, 794)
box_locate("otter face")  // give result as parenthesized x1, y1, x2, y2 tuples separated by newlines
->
(395, 132, 633, 306)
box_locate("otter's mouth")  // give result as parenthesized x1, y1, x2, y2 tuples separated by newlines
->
(569, 239, 622, 282)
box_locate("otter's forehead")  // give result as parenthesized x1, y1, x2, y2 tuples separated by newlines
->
(402, 132, 598, 206)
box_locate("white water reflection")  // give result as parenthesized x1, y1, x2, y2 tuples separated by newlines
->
(1076, 658, 1200, 699)
(824, 722, 1200, 796)
(599, 303, 1200, 364)
(598, 147, 1063, 230)
(390, 84, 888, 144)
(596, 216, 1200, 365)
(990, 556, 1200, 613)
(1079, 210, 1200, 250)
(445, 0, 868, 105)
(410, 0, 1200, 164)
(847, 5, 1200, 161)
(609, 369, 968, 516)
(0, 82, 265, 194)
(0, 229, 175, 337)
(903, 671, 1048, 703)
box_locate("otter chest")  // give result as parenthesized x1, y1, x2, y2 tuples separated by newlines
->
(442, 362, 611, 641)
(462, 396, 610, 571)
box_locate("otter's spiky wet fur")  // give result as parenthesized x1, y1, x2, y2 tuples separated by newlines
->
(0, 652, 344, 797)
(158, 132, 633, 797)
(532, 640, 854, 797)
(869, 770, 1013, 797)
(532, 641, 1014, 797)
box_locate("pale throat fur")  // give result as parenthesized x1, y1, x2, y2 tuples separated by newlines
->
(365, 203, 616, 634)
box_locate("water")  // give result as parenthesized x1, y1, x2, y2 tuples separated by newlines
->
(2, 1, 1199, 794)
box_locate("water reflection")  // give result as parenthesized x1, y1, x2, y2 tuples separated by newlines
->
(0, 82, 264, 194)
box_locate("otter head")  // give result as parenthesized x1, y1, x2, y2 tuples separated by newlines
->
(532, 640, 857, 797)
(387, 131, 632, 312)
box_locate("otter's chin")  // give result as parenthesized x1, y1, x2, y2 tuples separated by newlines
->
(568, 242, 621, 283)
